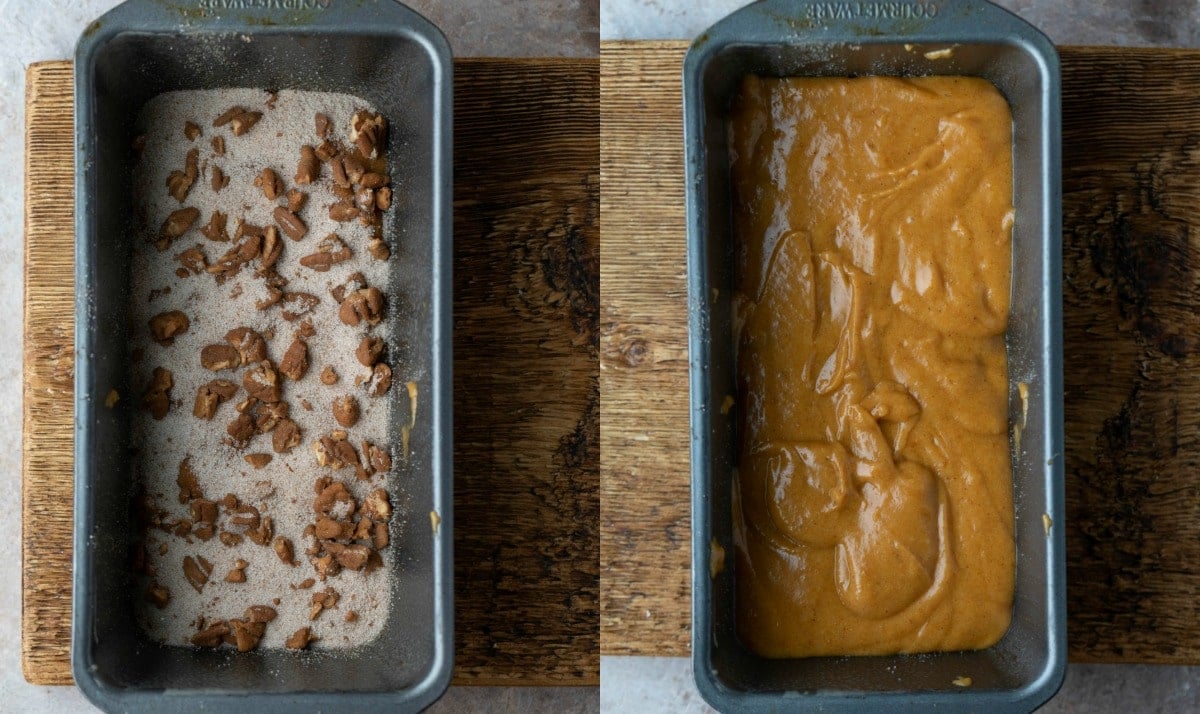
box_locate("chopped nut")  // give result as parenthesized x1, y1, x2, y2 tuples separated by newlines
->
(193, 379, 236, 419)
(350, 110, 387, 158)
(314, 480, 356, 518)
(272, 418, 301, 453)
(332, 395, 360, 428)
(149, 310, 190, 346)
(200, 210, 229, 242)
(353, 517, 372, 541)
(254, 167, 284, 200)
(274, 536, 297, 566)
(146, 583, 171, 609)
(210, 165, 229, 192)
(315, 112, 332, 138)
(243, 360, 282, 402)
(285, 627, 315, 650)
(260, 224, 283, 269)
(201, 344, 241, 371)
(279, 337, 309, 381)
(316, 139, 339, 162)
(273, 206, 308, 241)
(246, 515, 274, 546)
(166, 147, 199, 202)
(190, 498, 218, 525)
(366, 441, 392, 475)
(227, 412, 255, 444)
(177, 245, 208, 276)
(191, 620, 230, 648)
(354, 186, 375, 213)
(356, 336, 385, 367)
(299, 233, 353, 271)
(184, 121, 201, 140)
(225, 566, 247, 583)
(314, 434, 361, 471)
(245, 605, 278, 623)
(330, 272, 366, 304)
(328, 200, 359, 223)
(219, 531, 244, 547)
(295, 144, 320, 184)
(330, 155, 351, 187)
(320, 365, 338, 384)
(213, 106, 244, 127)
(338, 287, 385, 327)
(310, 587, 340, 620)
(362, 488, 392, 521)
(157, 206, 200, 251)
(286, 188, 307, 212)
(225, 327, 268, 364)
(230, 504, 261, 529)
(367, 363, 393, 397)
(360, 172, 389, 189)
(183, 555, 212, 593)
(367, 237, 390, 261)
(345, 610, 359, 623)
(325, 542, 370, 571)
(314, 516, 352, 540)
(376, 186, 393, 211)
(230, 619, 266, 652)
(142, 367, 173, 420)
(177, 457, 202, 503)
(213, 106, 264, 136)
(244, 453, 272, 469)
(211, 135, 225, 156)
(296, 578, 316, 590)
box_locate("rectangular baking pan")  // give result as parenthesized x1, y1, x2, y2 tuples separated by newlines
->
(73, 1, 453, 711)
(684, 0, 1064, 710)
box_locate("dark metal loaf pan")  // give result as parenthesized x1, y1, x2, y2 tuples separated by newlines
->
(73, 1, 452, 711)
(684, 0, 1064, 711)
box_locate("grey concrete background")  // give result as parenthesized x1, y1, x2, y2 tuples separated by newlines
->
(600, 1, 1200, 712)
(0, 1, 598, 712)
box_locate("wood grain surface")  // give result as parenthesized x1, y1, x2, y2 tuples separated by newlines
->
(599, 40, 1200, 665)
(21, 58, 599, 687)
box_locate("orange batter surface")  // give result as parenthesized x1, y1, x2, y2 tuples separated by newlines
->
(729, 75, 1015, 658)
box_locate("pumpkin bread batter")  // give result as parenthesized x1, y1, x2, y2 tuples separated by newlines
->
(729, 76, 1015, 658)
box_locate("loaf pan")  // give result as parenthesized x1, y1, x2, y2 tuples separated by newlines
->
(684, 1, 1064, 710)
(73, 1, 452, 710)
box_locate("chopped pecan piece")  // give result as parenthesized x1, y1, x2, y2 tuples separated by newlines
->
(367, 362, 393, 397)
(285, 627, 315, 650)
(367, 237, 390, 261)
(225, 327, 268, 364)
(338, 287, 385, 327)
(312, 553, 340, 580)
(332, 395, 359, 428)
(314, 480, 356, 519)
(230, 619, 266, 652)
(273, 206, 308, 241)
(362, 488, 392, 521)
(177, 456, 202, 503)
(365, 441, 392, 475)
(210, 165, 229, 192)
(142, 367, 173, 420)
(184, 121, 201, 140)
(227, 412, 255, 444)
(200, 210, 229, 242)
(157, 206, 200, 251)
(295, 144, 319, 184)
(376, 186, 393, 211)
(190, 498, 218, 525)
(146, 583, 171, 609)
(243, 360, 282, 402)
(315, 112, 331, 139)
(345, 610, 359, 623)
(149, 310, 190, 346)
(191, 620, 230, 648)
(316, 138, 339, 162)
(260, 224, 283, 269)
(193, 379, 236, 419)
(211, 135, 225, 156)
(219, 531, 244, 547)
(353, 517, 372, 541)
(177, 245, 208, 275)
(325, 542, 370, 571)
(314, 516, 352, 541)
(201, 344, 241, 371)
(310, 587, 340, 620)
(166, 147, 199, 202)
(286, 188, 307, 212)
(254, 167, 284, 200)
(214, 106, 264, 136)
(230, 503, 260, 529)
(274, 536, 297, 566)
(314, 434, 361, 471)
(279, 337, 309, 381)
(254, 400, 290, 433)
(350, 110, 387, 159)
(182, 555, 212, 593)
(225, 558, 249, 583)
(330, 155, 351, 187)
(328, 200, 359, 223)
(320, 365, 338, 384)
(246, 605, 278, 623)
(244, 453, 272, 469)
(193, 523, 215, 540)
(247, 515, 274, 546)
(360, 172, 389, 189)
(354, 186, 375, 213)
(272, 418, 301, 453)
(373, 521, 390, 549)
(356, 336, 384, 367)
(298, 233, 353, 272)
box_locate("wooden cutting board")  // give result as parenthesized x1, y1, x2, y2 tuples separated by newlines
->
(601, 40, 1200, 664)
(22, 58, 598, 687)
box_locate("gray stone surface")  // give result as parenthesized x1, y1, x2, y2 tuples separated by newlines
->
(600, 1, 1200, 712)
(0, 1, 597, 712)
